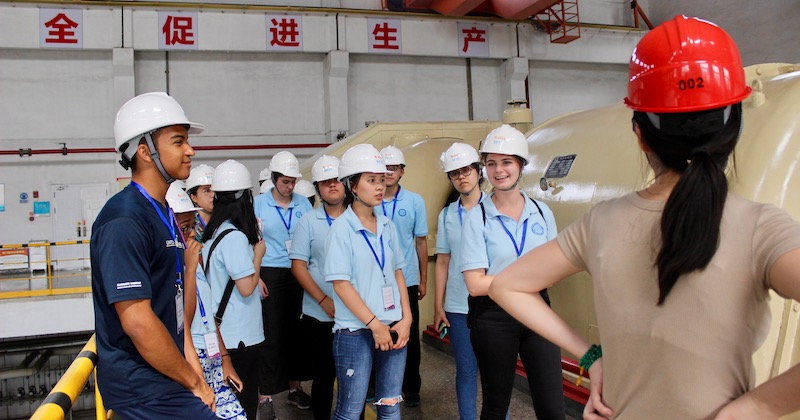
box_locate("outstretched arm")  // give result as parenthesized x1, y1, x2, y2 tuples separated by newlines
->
(489, 239, 613, 419)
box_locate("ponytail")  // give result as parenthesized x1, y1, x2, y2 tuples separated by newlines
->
(635, 103, 742, 304)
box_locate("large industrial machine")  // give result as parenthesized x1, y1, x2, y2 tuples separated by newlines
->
(299, 63, 800, 415)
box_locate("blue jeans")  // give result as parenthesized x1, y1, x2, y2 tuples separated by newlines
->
(332, 328, 407, 420)
(447, 312, 478, 420)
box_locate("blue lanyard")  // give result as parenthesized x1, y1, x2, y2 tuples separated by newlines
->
(498, 218, 528, 257)
(457, 192, 482, 226)
(275, 206, 294, 232)
(359, 230, 385, 274)
(381, 185, 401, 220)
(131, 182, 183, 288)
(323, 207, 334, 226)
(196, 290, 212, 331)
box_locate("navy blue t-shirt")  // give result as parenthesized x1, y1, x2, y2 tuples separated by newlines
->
(91, 184, 186, 407)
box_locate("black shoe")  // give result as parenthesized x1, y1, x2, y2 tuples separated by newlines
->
(404, 393, 420, 407)
(287, 387, 312, 410)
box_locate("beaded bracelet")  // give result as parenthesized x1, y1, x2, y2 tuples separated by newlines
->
(576, 344, 602, 387)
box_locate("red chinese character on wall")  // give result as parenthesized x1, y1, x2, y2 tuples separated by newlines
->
(372, 22, 399, 50)
(462, 26, 486, 53)
(162, 15, 194, 45)
(44, 13, 79, 44)
(270, 18, 300, 47)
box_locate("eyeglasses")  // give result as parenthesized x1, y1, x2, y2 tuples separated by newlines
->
(386, 165, 403, 172)
(180, 221, 196, 235)
(447, 166, 474, 180)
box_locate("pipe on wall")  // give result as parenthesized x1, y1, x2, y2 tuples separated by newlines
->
(0, 143, 331, 157)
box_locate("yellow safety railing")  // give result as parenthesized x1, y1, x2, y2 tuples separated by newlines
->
(30, 334, 110, 420)
(0, 240, 92, 299)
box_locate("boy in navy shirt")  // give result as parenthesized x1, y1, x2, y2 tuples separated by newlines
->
(91, 92, 216, 418)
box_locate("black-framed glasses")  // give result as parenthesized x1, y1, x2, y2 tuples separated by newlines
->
(386, 165, 403, 172)
(447, 166, 474, 180)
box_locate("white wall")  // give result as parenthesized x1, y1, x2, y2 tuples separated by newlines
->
(644, 0, 800, 66)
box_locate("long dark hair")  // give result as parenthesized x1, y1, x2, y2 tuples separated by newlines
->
(201, 190, 260, 245)
(634, 103, 742, 305)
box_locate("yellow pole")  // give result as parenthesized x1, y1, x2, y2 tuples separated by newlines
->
(31, 335, 97, 420)
(94, 369, 109, 420)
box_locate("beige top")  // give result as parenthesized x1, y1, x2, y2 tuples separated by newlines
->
(558, 192, 800, 419)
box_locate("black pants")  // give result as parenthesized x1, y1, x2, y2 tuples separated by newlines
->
(300, 316, 336, 420)
(469, 294, 564, 420)
(228, 340, 265, 419)
(402, 285, 421, 395)
(259, 267, 309, 395)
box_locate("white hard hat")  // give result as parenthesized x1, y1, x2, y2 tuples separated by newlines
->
(259, 180, 274, 194)
(173, 179, 187, 190)
(258, 168, 272, 181)
(380, 145, 406, 166)
(480, 124, 529, 164)
(312, 155, 340, 183)
(166, 183, 202, 214)
(185, 164, 215, 192)
(440, 142, 480, 173)
(338, 144, 392, 180)
(212, 160, 253, 192)
(294, 180, 316, 198)
(114, 92, 204, 160)
(269, 151, 302, 178)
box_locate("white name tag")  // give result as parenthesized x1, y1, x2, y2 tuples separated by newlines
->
(175, 288, 184, 334)
(204, 332, 221, 359)
(382, 286, 395, 311)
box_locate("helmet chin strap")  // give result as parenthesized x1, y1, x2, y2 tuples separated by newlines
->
(495, 173, 521, 192)
(144, 132, 176, 184)
(346, 177, 374, 208)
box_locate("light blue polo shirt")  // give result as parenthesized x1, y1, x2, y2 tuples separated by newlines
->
(435, 193, 486, 314)
(289, 206, 338, 322)
(324, 207, 405, 331)
(190, 267, 218, 350)
(254, 191, 312, 268)
(202, 221, 264, 348)
(376, 185, 427, 287)
(460, 192, 557, 275)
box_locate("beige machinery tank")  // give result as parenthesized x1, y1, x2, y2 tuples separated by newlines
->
(298, 64, 799, 414)
(523, 63, 800, 414)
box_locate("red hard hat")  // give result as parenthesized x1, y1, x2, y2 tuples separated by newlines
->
(624, 15, 752, 113)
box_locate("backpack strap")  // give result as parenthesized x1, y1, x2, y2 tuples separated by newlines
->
(202, 229, 237, 326)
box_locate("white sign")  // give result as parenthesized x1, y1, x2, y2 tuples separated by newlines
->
(458, 22, 489, 57)
(158, 11, 199, 50)
(368, 18, 402, 54)
(266, 14, 303, 51)
(40, 8, 83, 49)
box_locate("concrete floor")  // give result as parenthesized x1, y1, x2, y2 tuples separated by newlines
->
(271, 342, 582, 419)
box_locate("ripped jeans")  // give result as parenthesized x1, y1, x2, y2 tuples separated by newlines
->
(332, 328, 407, 420)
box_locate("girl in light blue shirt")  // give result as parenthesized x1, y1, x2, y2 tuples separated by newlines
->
(433, 142, 484, 420)
(460, 126, 564, 420)
(252, 151, 313, 412)
(200, 160, 266, 419)
(323, 144, 412, 420)
(289, 155, 345, 419)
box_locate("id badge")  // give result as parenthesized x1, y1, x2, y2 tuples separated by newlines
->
(382, 286, 395, 311)
(285, 239, 293, 252)
(203, 332, 221, 359)
(175, 288, 184, 334)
